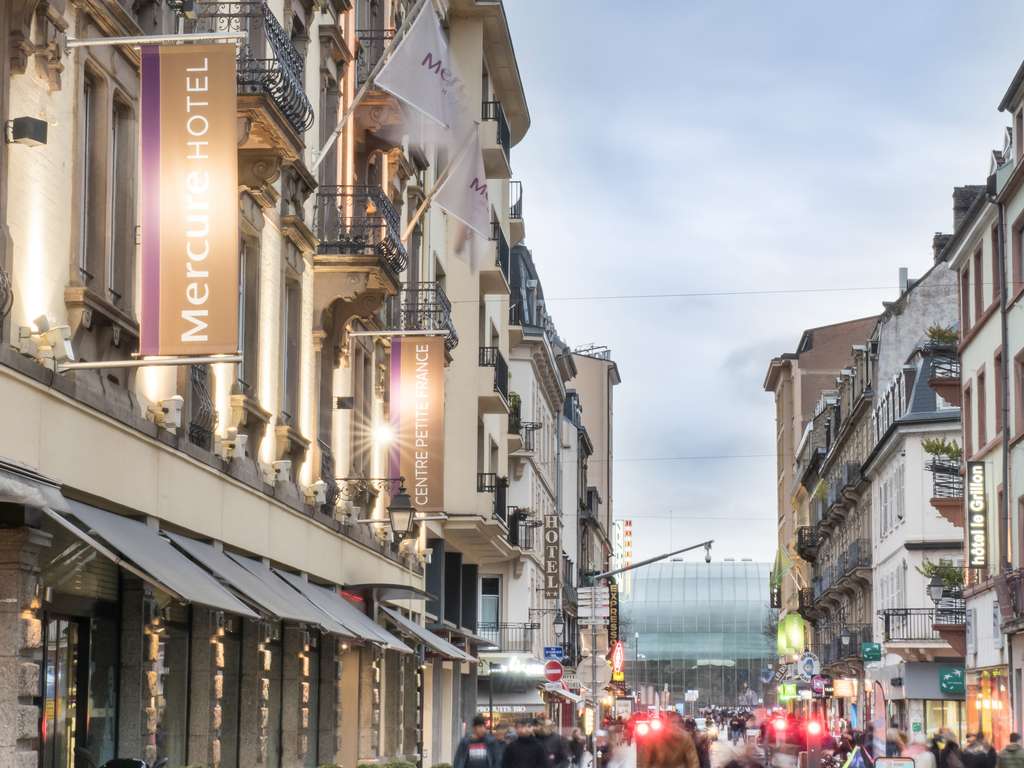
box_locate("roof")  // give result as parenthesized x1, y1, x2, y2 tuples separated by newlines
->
(1000, 57, 1024, 112)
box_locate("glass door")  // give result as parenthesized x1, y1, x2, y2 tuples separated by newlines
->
(40, 618, 81, 768)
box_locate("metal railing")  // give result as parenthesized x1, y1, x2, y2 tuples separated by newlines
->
(930, 354, 961, 381)
(481, 100, 510, 160)
(0, 265, 12, 320)
(798, 588, 815, 613)
(507, 508, 537, 550)
(356, 28, 395, 88)
(842, 539, 871, 576)
(509, 303, 523, 326)
(188, 1, 314, 133)
(188, 365, 216, 451)
(477, 621, 538, 653)
(490, 221, 510, 282)
(314, 185, 408, 274)
(840, 462, 862, 492)
(521, 422, 540, 452)
(796, 526, 819, 560)
(508, 393, 522, 435)
(479, 347, 509, 401)
(880, 606, 965, 642)
(397, 282, 458, 350)
(510, 180, 523, 219)
(477, 472, 500, 493)
(927, 457, 964, 498)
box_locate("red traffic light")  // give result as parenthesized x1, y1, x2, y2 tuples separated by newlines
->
(807, 721, 822, 737)
(773, 717, 788, 731)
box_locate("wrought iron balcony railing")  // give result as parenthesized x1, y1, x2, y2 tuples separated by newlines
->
(356, 28, 395, 89)
(314, 185, 408, 274)
(481, 100, 510, 160)
(490, 221, 510, 282)
(477, 472, 507, 494)
(187, 1, 314, 134)
(842, 539, 871, 576)
(798, 588, 815, 613)
(930, 354, 961, 381)
(509, 303, 523, 327)
(510, 180, 523, 219)
(508, 392, 522, 435)
(318, 439, 340, 514)
(0, 265, 12, 321)
(477, 621, 538, 653)
(479, 346, 509, 401)
(397, 282, 458, 351)
(880, 606, 965, 642)
(507, 508, 537, 550)
(188, 365, 216, 451)
(796, 526, 819, 561)
(521, 422, 540, 452)
(927, 457, 964, 498)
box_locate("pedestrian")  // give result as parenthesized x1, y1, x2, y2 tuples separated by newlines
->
(502, 718, 549, 768)
(644, 720, 701, 768)
(456, 715, 499, 768)
(998, 733, 1024, 768)
(937, 731, 965, 768)
(684, 718, 712, 768)
(964, 732, 998, 768)
(535, 718, 570, 768)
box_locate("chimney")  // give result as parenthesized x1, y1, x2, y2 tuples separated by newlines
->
(899, 267, 909, 295)
(952, 185, 985, 230)
(933, 232, 952, 264)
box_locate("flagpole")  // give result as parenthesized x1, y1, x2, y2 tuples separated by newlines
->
(400, 125, 479, 243)
(310, 0, 432, 174)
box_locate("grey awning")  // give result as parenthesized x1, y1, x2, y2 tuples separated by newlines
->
(345, 582, 435, 602)
(0, 460, 68, 512)
(274, 569, 412, 653)
(58, 501, 256, 618)
(167, 534, 352, 637)
(381, 606, 476, 662)
(221, 553, 354, 637)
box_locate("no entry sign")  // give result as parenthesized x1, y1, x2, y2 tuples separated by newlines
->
(544, 660, 563, 682)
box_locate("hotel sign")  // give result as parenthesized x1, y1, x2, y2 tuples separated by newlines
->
(967, 461, 988, 568)
(390, 336, 445, 511)
(544, 511, 561, 599)
(140, 44, 239, 356)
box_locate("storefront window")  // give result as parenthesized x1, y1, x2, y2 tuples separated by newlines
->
(158, 604, 191, 765)
(220, 617, 244, 768)
(925, 700, 966, 743)
(85, 616, 119, 761)
(967, 668, 1011, 749)
(41, 618, 78, 768)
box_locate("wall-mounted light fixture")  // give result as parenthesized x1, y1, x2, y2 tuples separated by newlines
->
(18, 315, 74, 366)
(6, 117, 47, 147)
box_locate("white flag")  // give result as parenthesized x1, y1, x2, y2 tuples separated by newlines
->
(374, 3, 461, 128)
(435, 130, 491, 240)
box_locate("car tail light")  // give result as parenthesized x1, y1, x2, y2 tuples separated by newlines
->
(650, 718, 663, 732)
(807, 721, 822, 737)
(774, 718, 788, 731)
(636, 722, 651, 737)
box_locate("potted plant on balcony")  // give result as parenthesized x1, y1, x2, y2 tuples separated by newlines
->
(922, 437, 962, 462)
(926, 325, 959, 348)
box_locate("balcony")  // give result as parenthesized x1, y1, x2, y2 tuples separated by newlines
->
(355, 28, 394, 88)
(479, 347, 510, 413)
(506, 508, 537, 552)
(481, 222, 511, 294)
(927, 349, 961, 407)
(839, 462, 864, 499)
(798, 588, 817, 621)
(353, 28, 403, 132)
(509, 180, 525, 245)
(508, 392, 523, 450)
(396, 282, 458, 352)
(0, 266, 11, 322)
(444, 475, 515, 563)
(927, 457, 964, 527)
(188, 1, 314, 137)
(796, 526, 819, 562)
(481, 100, 512, 178)
(317, 439, 340, 517)
(478, 622, 539, 653)
(880, 606, 965, 661)
(839, 539, 871, 582)
(519, 422, 540, 453)
(314, 185, 407, 273)
(996, 569, 1024, 635)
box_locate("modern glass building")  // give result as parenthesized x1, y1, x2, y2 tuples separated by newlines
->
(621, 560, 776, 709)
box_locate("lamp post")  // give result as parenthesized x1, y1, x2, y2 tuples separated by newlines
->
(585, 539, 713, 765)
(928, 574, 945, 605)
(634, 632, 640, 697)
(386, 482, 417, 540)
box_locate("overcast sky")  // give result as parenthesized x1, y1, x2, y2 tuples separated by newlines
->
(501, 2, 1024, 563)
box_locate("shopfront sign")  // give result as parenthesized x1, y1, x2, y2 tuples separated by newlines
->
(967, 461, 988, 568)
(939, 666, 965, 695)
(608, 581, 620, 645)
(832, 678, 857, 699)
(797, 652, 820, 680)
(610, 640, 625, 683)
(543, 511, 561, 598)
(390, 336, 445, 511)
(140, 44, 239, 356)
(778, 682, 797, 702)
(811, 675, 833, 698)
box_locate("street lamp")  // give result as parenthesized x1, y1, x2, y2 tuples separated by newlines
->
(553, 611, 565, 641)
(928, 573, 945, 605)
(386, 482, 417, 539)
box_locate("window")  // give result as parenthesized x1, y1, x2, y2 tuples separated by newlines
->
(978, 369, 987, 447)
(480, 576, 500, 627)
(281, 278, 301, 423)
(1018, 109, 1024, 162)
(996, 351, 1004, 434)
(108, 100, 134, 304)
(964, 383, 974, 457)
(79, 71, 99, 283)
(961, 268, 971, 332)
(1013, 211, 1024, 294)
(993, 224, 1003, 305)
(351, 342, 374, 477)
(1016, 351, 1024, 437)
(974, 249, 984, 323)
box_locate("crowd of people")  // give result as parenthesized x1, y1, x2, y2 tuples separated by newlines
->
(454, 715, 593, 768)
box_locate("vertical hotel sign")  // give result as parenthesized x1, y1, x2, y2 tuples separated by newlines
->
(544, 511, 561, 599)
(390, 336, 445, 511)
(967, 461, 988, 568)
(140, 45, 239, 356)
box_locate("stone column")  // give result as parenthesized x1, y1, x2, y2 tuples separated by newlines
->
(0, 525, 51, 768)
(237, 619, 265, 767)
(188, 608, 215, 764)
(118, 577, 146, 759)
(281, 625, 303, 767)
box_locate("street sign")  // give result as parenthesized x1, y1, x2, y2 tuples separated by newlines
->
(544, 646, 564, 660)
(579, 618, 609, 627)
(544, 660, 564, 682)
(861, 642, 882, 662)
(684, 690, 699, 702)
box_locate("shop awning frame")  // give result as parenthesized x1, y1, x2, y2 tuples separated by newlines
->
(2, 460, 69, 512)
(381, 606, 476, 662)
(50, 501, 257, 618)
(345, 582, 435, 602)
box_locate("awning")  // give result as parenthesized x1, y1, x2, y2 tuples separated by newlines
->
(167, 534, 353, 637)
(1, 459, 68, 512)
(55, 501, 256, 618)
(428, 621, 493, 647)
(222, 553, 354, 637)
(542, 682, 583, 704)
(345, 582, 435, 602)
(381, 606, 476, 662)
(274, 569, 412, 653)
